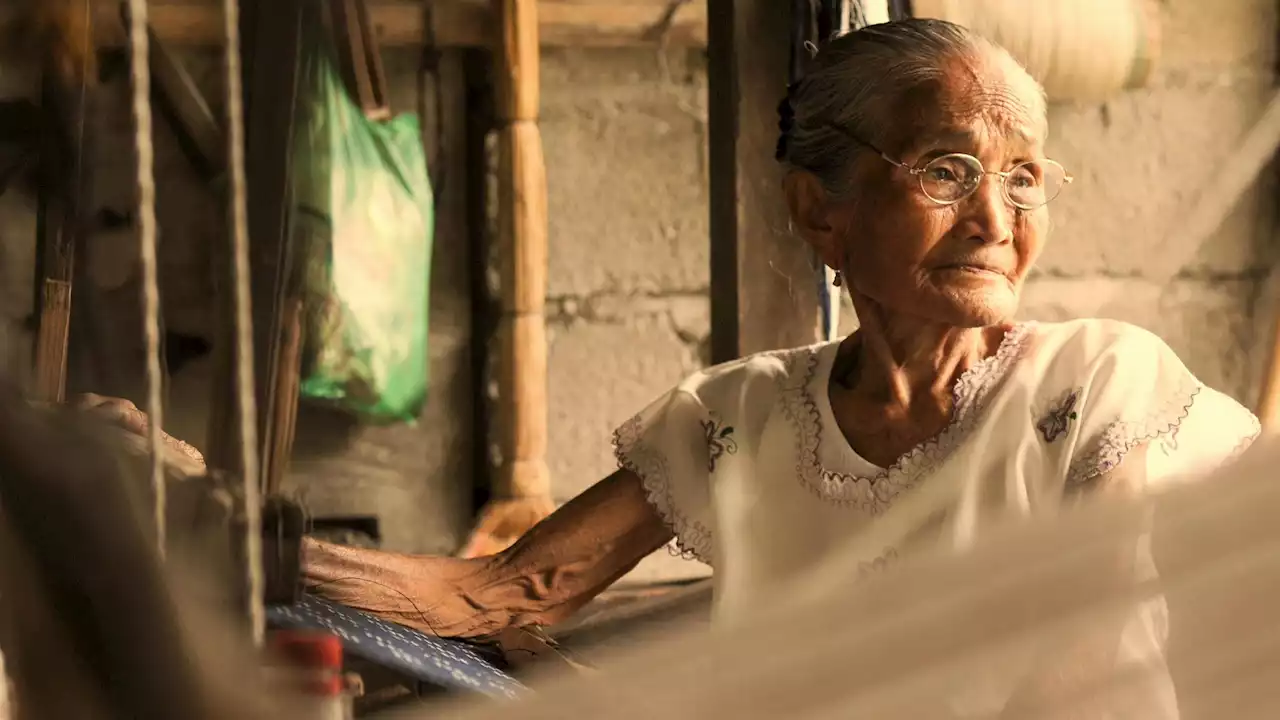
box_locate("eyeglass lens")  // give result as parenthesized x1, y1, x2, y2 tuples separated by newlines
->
(919, 154, 1067, 209)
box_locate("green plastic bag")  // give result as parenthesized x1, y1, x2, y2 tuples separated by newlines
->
(291, 26, 433, 422)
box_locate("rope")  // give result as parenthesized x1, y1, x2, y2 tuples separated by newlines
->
(221, 0, 266, 646)
(124, 0, 166, 555)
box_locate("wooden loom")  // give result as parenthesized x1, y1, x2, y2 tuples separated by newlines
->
(460, 0, 555, 557)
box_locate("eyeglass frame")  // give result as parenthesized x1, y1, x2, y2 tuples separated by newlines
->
(824, 124, 1073, 211)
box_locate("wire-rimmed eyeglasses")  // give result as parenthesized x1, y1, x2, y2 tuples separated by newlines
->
(828, 125, 1073, 211)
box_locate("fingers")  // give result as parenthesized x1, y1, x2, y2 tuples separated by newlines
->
(66, 393, 207, 468)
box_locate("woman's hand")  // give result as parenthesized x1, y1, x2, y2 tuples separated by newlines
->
(303, 538, 511, 638)
(69, 393, 207, 468)
(303, 470, 675, 639)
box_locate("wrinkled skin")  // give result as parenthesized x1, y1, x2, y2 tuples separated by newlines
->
(787, 50, 1049, 330)
(69, 393, 206, 469)
(784, 49, 1052, 467)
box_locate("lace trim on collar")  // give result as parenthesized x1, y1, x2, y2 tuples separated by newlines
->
(781, 323, 1036, 513)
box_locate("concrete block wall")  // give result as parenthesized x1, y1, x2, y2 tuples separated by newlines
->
(1020, 0, 1279, 403)
(539, 48, 711, 582)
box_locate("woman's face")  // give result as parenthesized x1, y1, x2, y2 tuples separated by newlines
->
(794, 50, 1050, 328)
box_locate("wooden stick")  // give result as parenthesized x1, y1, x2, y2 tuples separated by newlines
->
(33, 280, 72, 403)
(494, 0, 548, 501)
(32, 2, 94, 404)
(459, 0, 552, 557)
(264, 298, 303, 496)
(1257, 305, 1280, 432)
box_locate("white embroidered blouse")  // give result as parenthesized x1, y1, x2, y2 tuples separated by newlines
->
(613, 319, 1260, 715)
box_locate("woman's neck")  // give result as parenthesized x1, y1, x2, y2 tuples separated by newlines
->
(838, 299, 1007, 413)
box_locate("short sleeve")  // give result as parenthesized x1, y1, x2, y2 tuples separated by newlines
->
(613, 388, 716, 565)
(1064, 325, 1261, 490)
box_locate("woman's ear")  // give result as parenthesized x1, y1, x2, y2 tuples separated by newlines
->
(782, 170, 844, 269)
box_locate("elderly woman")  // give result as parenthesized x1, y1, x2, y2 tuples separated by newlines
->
(304, 18, 1260, 714)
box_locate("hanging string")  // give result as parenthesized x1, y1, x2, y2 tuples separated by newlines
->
(124, 0, 167, 555)
(220, 0, 266, 645)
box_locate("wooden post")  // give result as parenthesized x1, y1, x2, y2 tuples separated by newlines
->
(32, 1, 94, 404)
(207, 0, 304, 484)
(459, 0, 555, 558)
(708, 0, 822, 363)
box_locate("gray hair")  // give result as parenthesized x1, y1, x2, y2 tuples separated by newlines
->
(776, 19, 1044, 197)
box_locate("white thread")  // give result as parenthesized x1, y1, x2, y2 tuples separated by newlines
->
(125, 0, 166, 555)
(221, 0, 266, 646)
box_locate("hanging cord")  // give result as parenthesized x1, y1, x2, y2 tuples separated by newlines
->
(220, 0, 266, 645)
(124, 0, 167, 554)
(418, 0, 446, 200)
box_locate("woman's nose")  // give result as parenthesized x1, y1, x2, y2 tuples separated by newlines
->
(964, 174, 1015, 244)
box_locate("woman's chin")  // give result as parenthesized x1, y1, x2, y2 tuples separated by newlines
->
(929, 288, 1019, 328)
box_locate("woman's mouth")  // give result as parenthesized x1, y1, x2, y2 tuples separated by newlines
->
(938, 264, 1005, 277)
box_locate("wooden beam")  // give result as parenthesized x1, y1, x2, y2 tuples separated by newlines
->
(0, 0, 707, 49)
(205, 0, 304, 486)
(707, 0, 822, 362)
(32, 6, 95, 404)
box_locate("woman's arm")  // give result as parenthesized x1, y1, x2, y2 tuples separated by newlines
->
(303, 468, 675, 638)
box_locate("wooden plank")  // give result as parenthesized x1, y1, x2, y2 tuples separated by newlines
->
(707, 0, 822, 362)
(148, 23, 224, 180)
(32, 15, 95, 403)
(0, 0, 707, 49)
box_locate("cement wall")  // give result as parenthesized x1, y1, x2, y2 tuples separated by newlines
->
(0, 0, 1274, 582)
(1021, 0, 1279, 406)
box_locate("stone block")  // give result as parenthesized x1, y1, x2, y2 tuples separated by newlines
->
(1018, 276, 1263, 404)
(546, 308, 704, 501)
(542, 49, 710, 297)
(1041, 76, 1274, 278)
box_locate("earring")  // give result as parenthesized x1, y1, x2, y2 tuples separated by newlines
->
(832, 270, 844, 287)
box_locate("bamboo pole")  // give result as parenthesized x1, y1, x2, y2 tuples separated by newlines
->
(1258, 307, 1280, 432)
(459, 0, 555, 558)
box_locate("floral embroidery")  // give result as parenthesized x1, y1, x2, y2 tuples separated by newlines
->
(1066, 377, 1203, 489)
(702, 416, 738, 472)
(1037, 387, 1081, 443)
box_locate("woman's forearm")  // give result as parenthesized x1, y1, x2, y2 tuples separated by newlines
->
(303, 469, 674, 637)
(468, 469, 676, 627)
